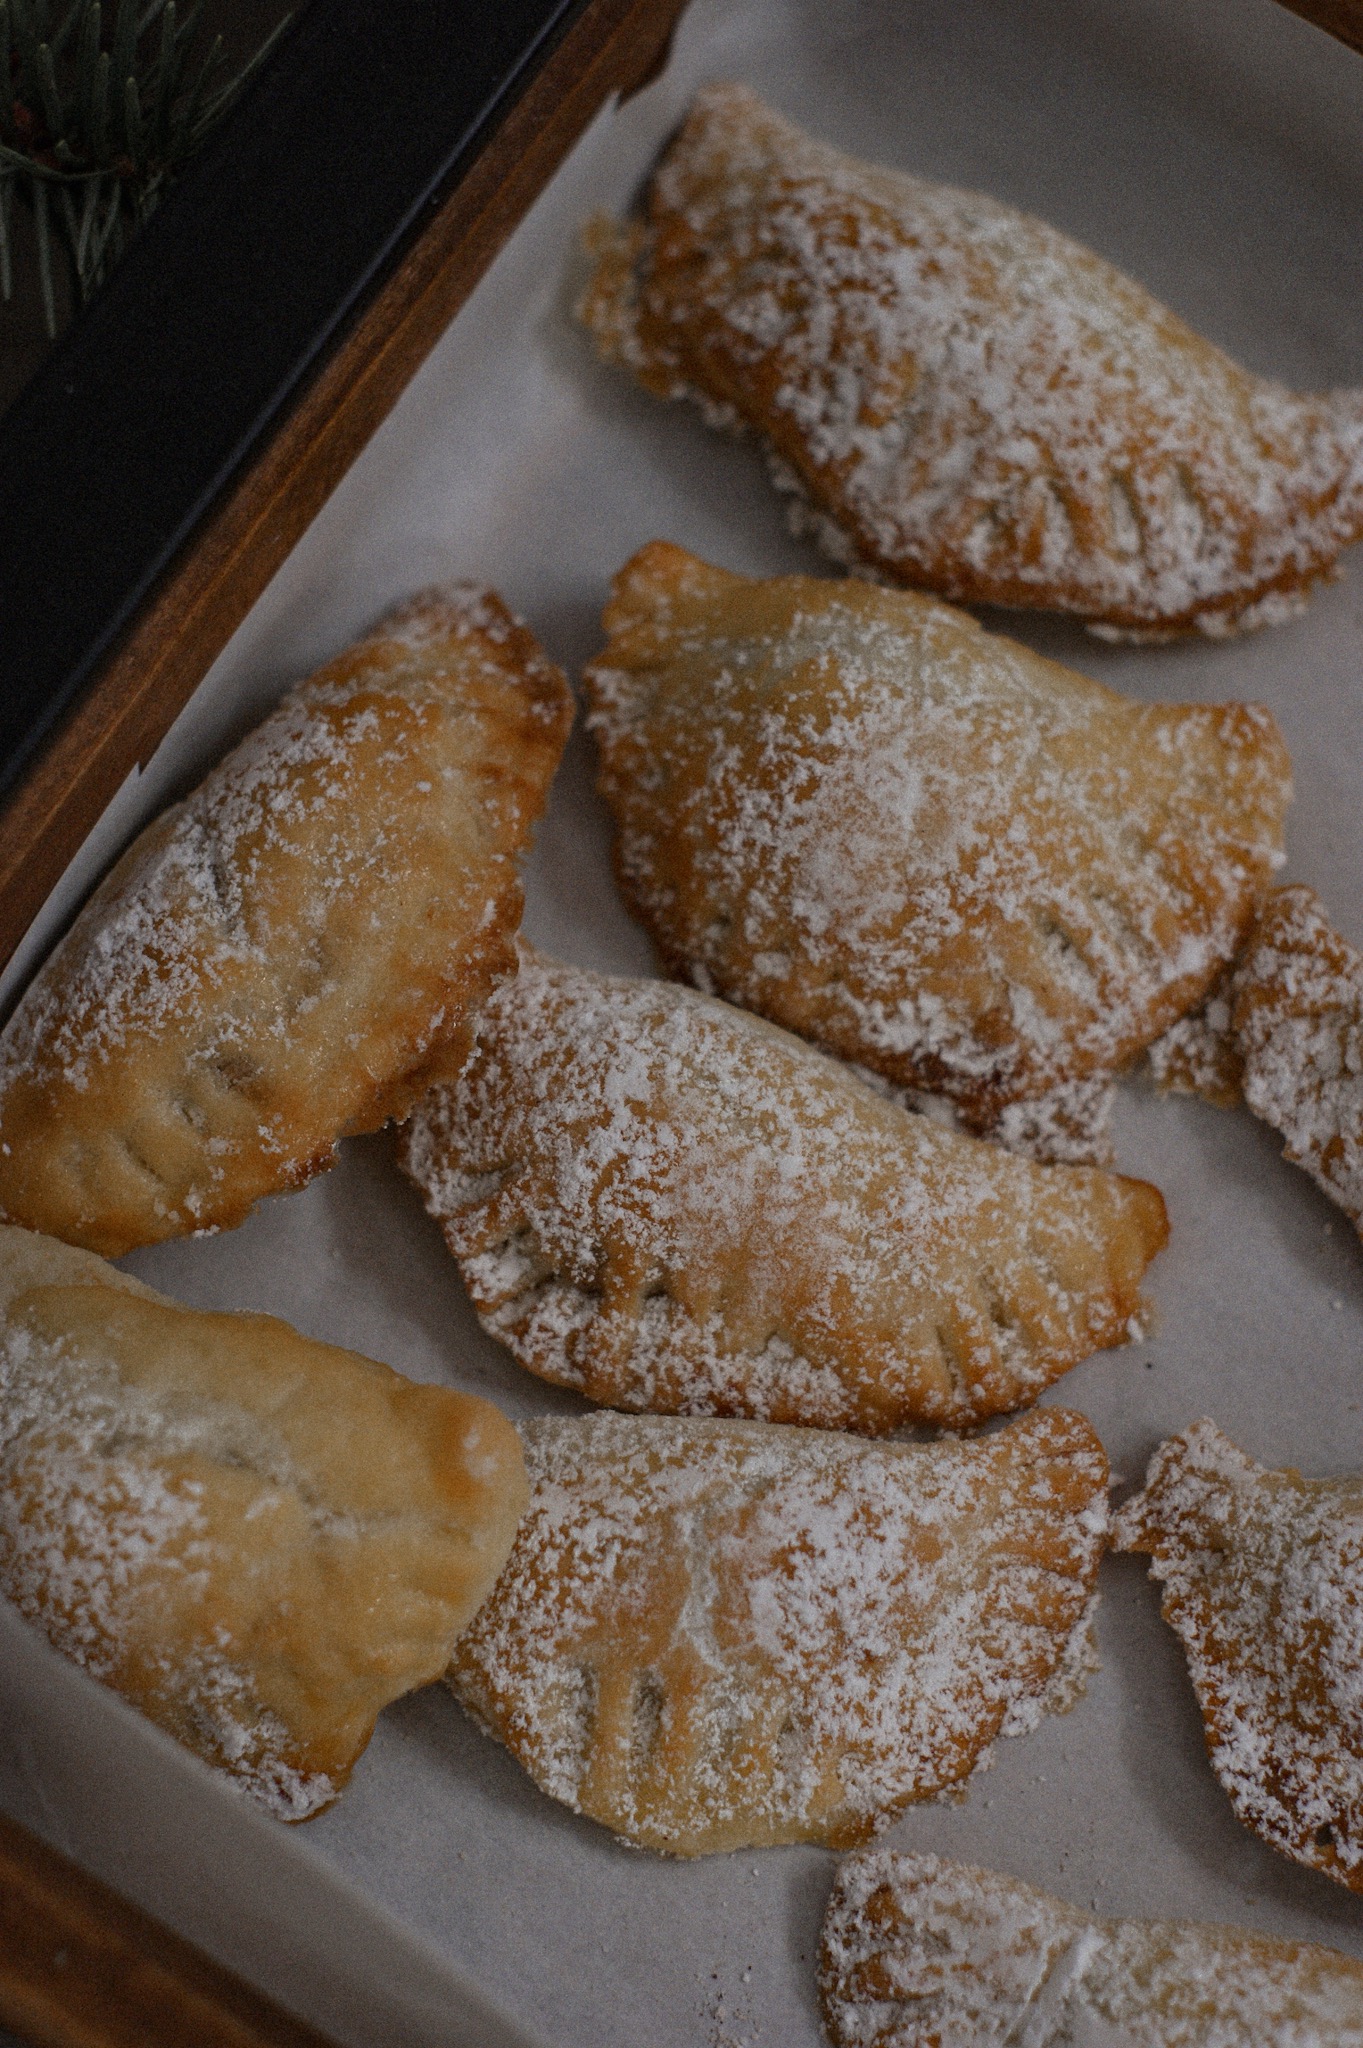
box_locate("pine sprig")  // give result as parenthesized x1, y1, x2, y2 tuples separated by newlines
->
(1, 0, 290, 334)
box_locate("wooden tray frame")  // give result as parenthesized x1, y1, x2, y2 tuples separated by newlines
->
(0, 0, 1356, 2040)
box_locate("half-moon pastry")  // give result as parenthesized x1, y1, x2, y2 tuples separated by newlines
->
(581, 82, 1363, 639)
(1114, 1418, 1363, 1890)
(0, 1224, 528, 1818)
(401, 954, 1167, 1432)
(449, 1408, 1108, 1856)
(583, 542, 1290, 1145)
(0, 588, 573, 1258)
(820, 1849, 1363, 2047)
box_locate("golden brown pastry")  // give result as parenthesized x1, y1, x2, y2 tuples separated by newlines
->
(0, 589, 573, 1258)
(820, 1849, 1363, 2047)
(402, 954, 1167, 1432)
(583, 543, 1290, 1148)
(0, 1224, 527, 1818)
(581, 83, 1363, 639)
(449, 1407, 1107, 1856)
(1114, 1418, 1363, 1890)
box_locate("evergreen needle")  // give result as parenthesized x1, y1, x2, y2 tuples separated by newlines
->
(2, 0, 288, 335)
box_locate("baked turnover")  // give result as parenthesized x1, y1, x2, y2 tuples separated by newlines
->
(402, 953, 1167, 1431)
(581, 83, 1363, 639)
(820, 1849, 1363, 2046)
(584, 543, 1290, 1153)
(0, 587, 572, 1256)
(449, 1407, 1107, 1855)
(0, 1225, 528, 1817)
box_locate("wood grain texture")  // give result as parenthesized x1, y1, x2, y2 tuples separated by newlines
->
(0, 1807, 337, 2048)
(1275, 0, 1363, 54)
(0, 0, 688, 979)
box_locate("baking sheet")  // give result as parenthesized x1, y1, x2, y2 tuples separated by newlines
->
(5, 0, 1363, 2041)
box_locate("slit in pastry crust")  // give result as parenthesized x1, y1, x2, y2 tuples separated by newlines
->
(449, 1407, 1108, 1856)
(400, 953, 1167, 1433)
(0, 1224, 528, 1818)
(0, 587, 573, 1257)
(579, 82, 1363, 639)
(583, 541, 1290, 1138)
(819, 1848, 1363, 2047)
(1114, 1417, 1363, 1891)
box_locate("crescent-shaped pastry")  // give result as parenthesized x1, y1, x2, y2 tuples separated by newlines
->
(449, 1407, 1108, 1856)
(0, 588, 572, 1258)
(580, 83, 1363, 639)
(820, 1849, 1363, 2047)
(0, 1225, 528, 1818)
(1114, 1418, 1363, 1890)
(583, 542, 1290, 1146)
(401, 954, 1166, 1432)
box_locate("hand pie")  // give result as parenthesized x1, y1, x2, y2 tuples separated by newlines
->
(0, 588, 572, 1257)
(0, 1223, 528, 1818)
(580, 82, 1363, 639)
(820, 1849, 1363, 2048)
(1114, 1418, 1363, 1890)
(449, 1407, 1108, 1856)
(404, 954, 1165, 1433)
(583, 543, 1290, 1146)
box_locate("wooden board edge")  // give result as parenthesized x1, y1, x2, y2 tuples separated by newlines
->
(0, 0, 687, 977)
(0, 1806, 338, 2048)
(1274, 0, 1363, 54)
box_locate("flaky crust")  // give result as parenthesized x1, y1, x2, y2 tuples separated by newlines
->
(0, 1225, 528, 1817)
(402, 954, 1166, 1431)
(0, 588, 573, 1257)
(1231, 886, 1363, 1234)
(820, 1849, 1363, 2047)
(580, 83, 1363, 639)
(1114, 1419, 1363, 1890)
(1150, 887, 1363, 1235)
(584, 543, 1290, 1130)
(449, 1409, 1108, 1856)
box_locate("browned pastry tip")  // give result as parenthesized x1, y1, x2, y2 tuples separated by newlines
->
(0, 586, 573, 1256)
(580, 83, 1363, 639)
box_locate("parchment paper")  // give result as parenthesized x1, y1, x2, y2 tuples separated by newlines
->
(5, 0, 1363, 2041)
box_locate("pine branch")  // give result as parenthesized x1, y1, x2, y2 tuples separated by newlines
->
(1, 0, 291, 335)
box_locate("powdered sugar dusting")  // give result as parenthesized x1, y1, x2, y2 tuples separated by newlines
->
(1232, 887, 1363, 1235)
(0, 1285, 336, 1819)
(583, 544, 1289, 1134)
(0, 584, 571, 1254)
(820, 1848, 1363, 2046)
(0, 1222, 527, 1822)
(450, 1408, 1108, 1855)
(401, 953, 1166, 1433)
(1115, 1417, 1363, 1891)
(580, 83, 1363, 637)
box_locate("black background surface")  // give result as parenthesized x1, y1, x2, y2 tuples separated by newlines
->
(0, 0, 585, 801)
